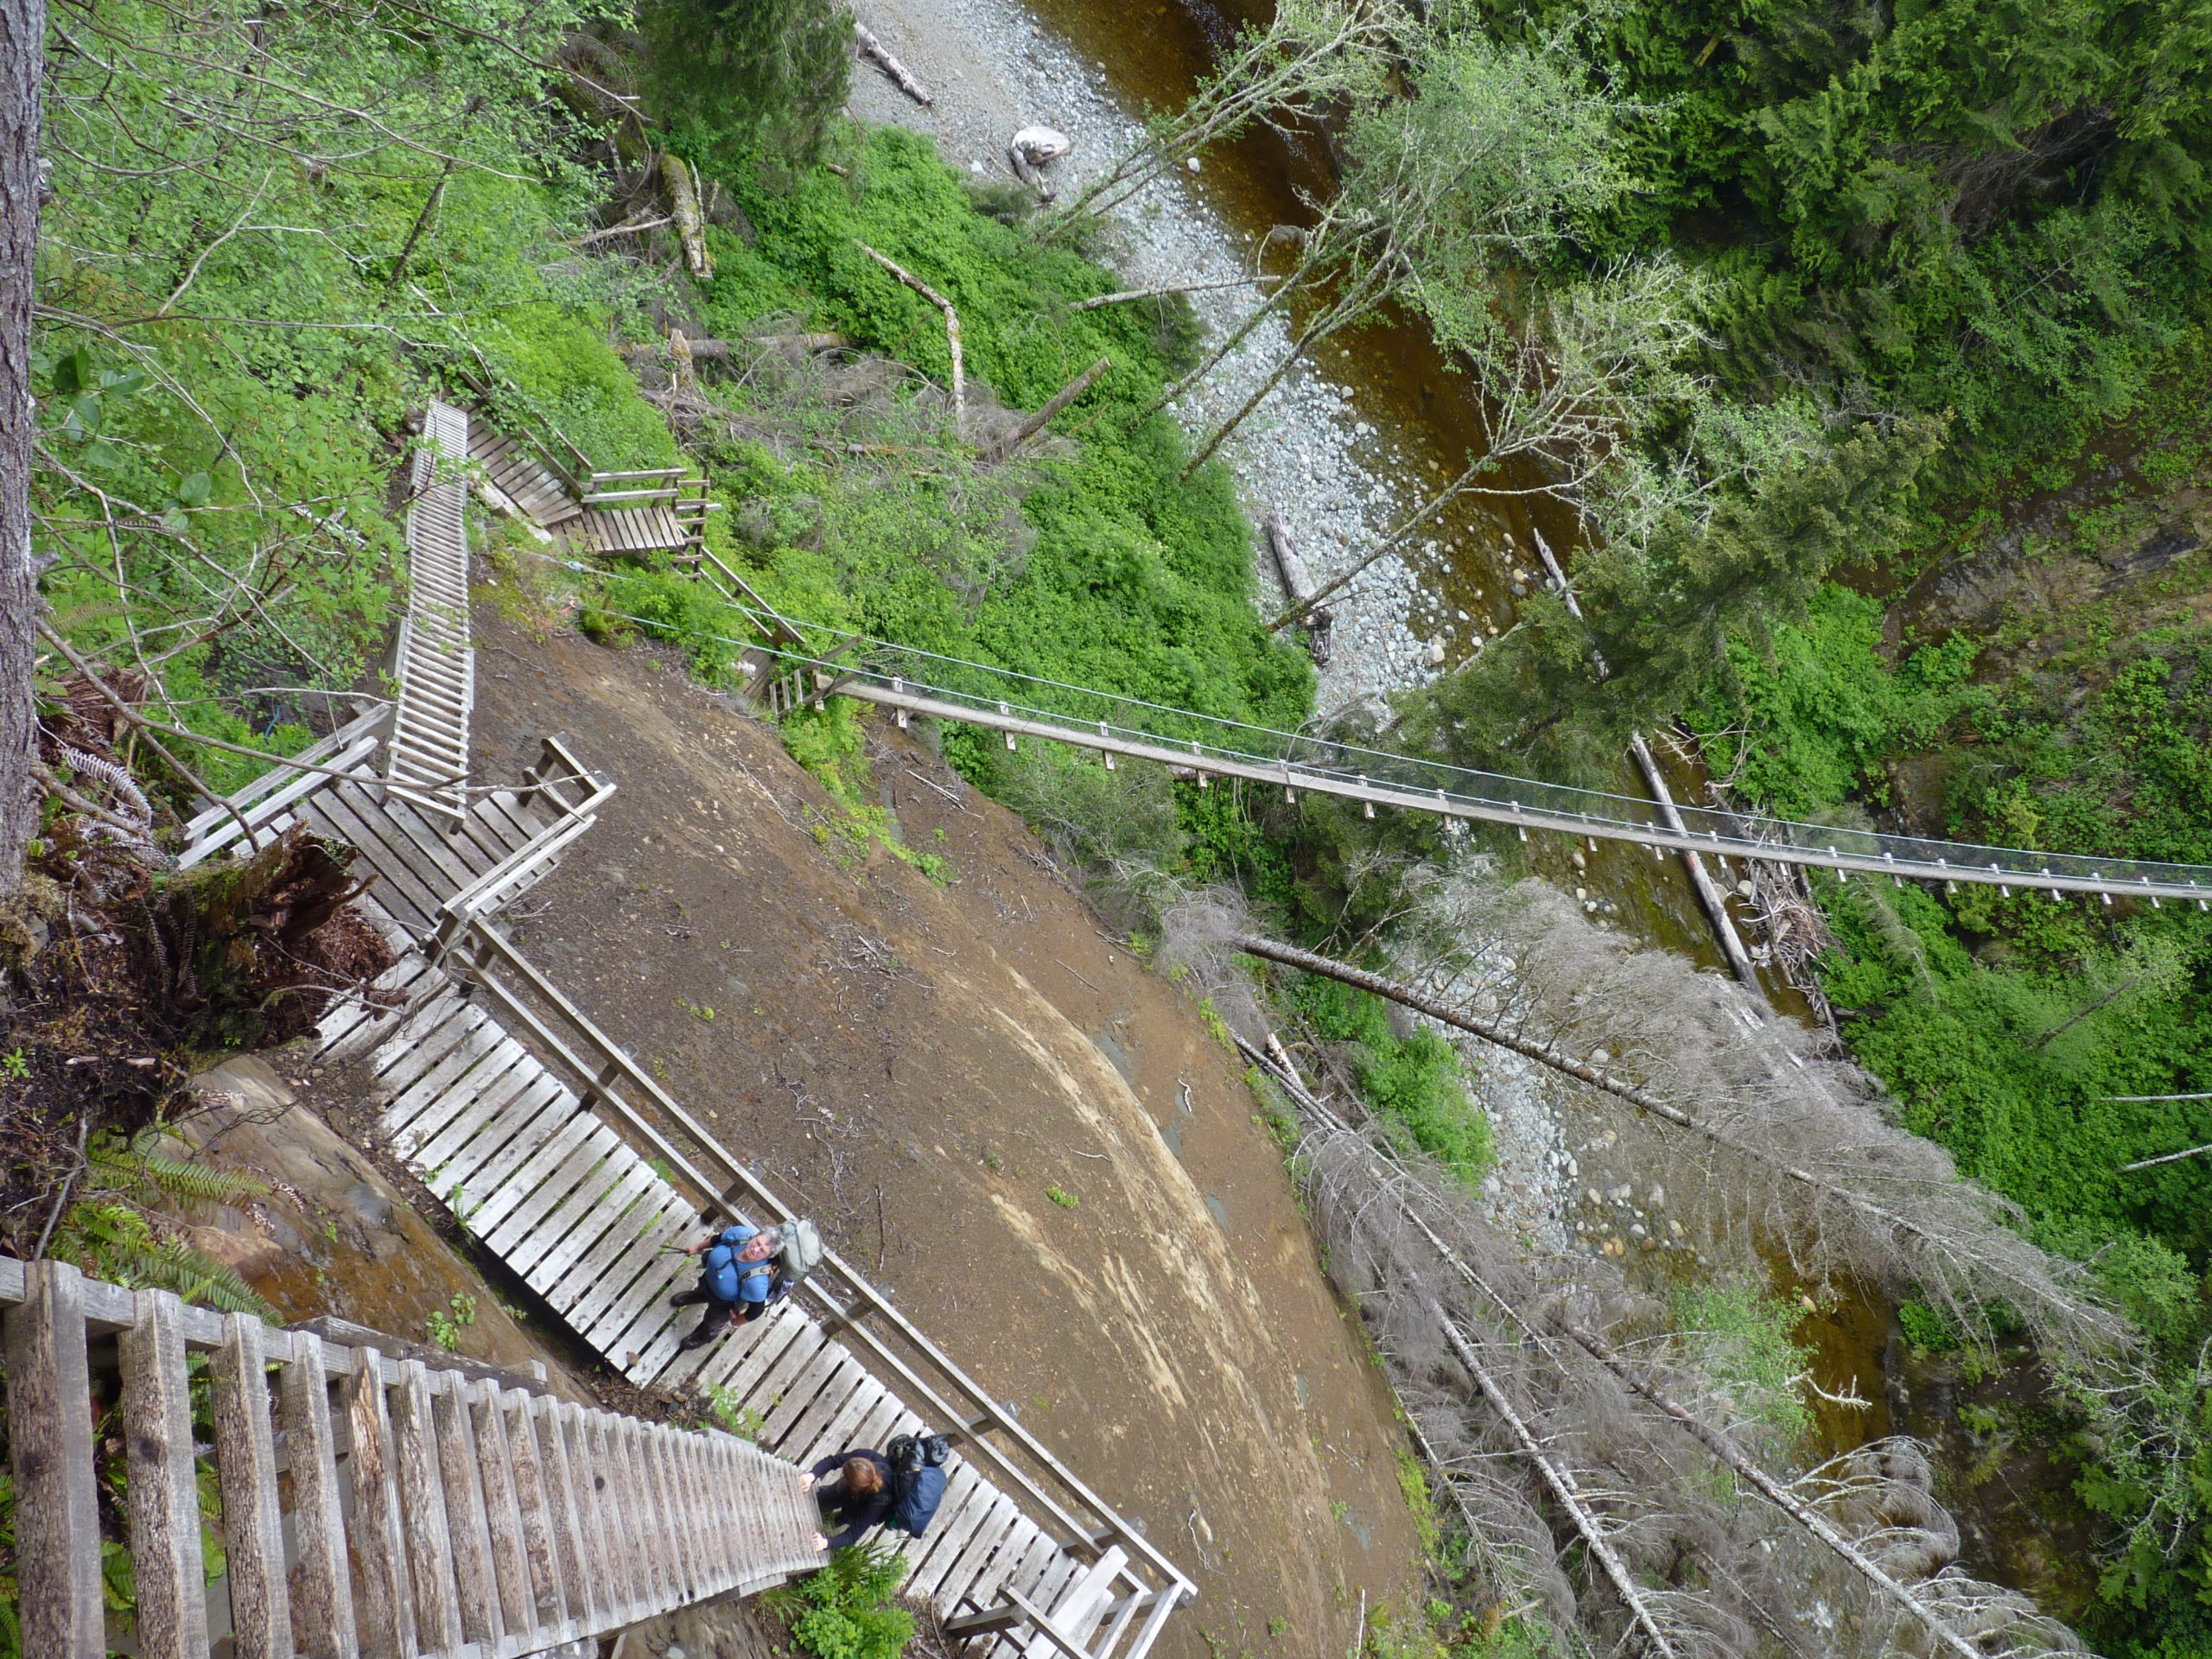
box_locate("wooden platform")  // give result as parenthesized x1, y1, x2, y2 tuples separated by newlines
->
(573, 502, 693, 556)
(471, 424, 583, 530)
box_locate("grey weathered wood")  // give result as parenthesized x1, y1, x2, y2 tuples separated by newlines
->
(280, 1330, 361, 1659)
(344, 1346, 418, 1659)
(501, 1389, 566, 1626)
(393, 1360, 465, 1653)
(529, 1396, 592, 1625)
(587, 1411, 647, 1612)
(3, 1261, 103, 1658)
(468, 1381, 537, 1641)
(430, 1370, 505, 1650)
(118, 1289, 213, 1659)
(212, 1313, 295, 1659)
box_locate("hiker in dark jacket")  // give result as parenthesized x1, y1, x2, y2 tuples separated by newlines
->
(668, 1221, 780, 1351)
(801, 1449, 896, 1550)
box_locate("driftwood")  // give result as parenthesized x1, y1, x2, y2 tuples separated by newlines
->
(1071, 275, 1276, 311)
(661, 152, 712, 282)
(1263, 515, 1332, 666)
(988, 355, 1108, 461)
(857, 241, 963, 436)
(854, 22, 931, 107)
(1007, 127, 1071, 199)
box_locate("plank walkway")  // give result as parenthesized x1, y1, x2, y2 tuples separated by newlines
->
(389, 401, 476, 826)
(471, 424, 584, 531)
(1, 1257, 821, 1659)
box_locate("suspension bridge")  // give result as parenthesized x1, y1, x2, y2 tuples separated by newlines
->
(548, 552, 2212, 909)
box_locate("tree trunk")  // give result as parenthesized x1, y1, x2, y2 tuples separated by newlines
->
(662, 153, 712, 283)
(0, 0, 45, 898)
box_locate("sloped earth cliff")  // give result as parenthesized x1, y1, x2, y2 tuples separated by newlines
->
(465, 602, 1422, 1657)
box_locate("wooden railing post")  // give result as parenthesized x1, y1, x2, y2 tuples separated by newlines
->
(118, 1289, 212, 1659)
(9, 1261, 105, 1659)
(211, 1313, 293, 1659)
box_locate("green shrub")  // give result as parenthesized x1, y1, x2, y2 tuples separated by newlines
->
(765, 1540, 913, 1659)
(1292, 976, 1493, 1188)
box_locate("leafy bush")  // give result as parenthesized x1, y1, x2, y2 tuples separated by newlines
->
(765, 1540, 913, 1659)
(1669, 1281, 1812, 1447)
(1292, 976, 1493, 1187)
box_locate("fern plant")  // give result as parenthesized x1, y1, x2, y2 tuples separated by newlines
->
(48, 1129, 277, 1319)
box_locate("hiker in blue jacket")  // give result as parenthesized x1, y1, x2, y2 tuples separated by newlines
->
(669, 1221, 781, 1351)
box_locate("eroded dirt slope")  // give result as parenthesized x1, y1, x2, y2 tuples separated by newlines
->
(467, 603, 1420, 1658)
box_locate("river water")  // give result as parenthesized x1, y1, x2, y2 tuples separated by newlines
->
(1015, 0, 2095, 1618)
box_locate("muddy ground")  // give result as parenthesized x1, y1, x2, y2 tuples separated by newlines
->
(466, 597, 1421, 1658)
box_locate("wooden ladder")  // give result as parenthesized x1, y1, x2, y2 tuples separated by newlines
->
(2, 1258, 823, 1659)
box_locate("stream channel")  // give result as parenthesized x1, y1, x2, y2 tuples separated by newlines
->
(1001, 0, 2099, 1617)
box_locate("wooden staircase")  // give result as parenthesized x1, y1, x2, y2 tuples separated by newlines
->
(459, 375, 710, 557)
(1, 1257, 822, 1659)
(389, 401, 477, 826)
(159, 400, 1198, 1657)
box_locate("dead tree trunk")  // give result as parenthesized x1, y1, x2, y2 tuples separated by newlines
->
(662, 153, 712, 282)
(988, 355, 1108, 461)
(1222, 930, 2030, 1283)
(858, 242, 963, 437)
(1552, 1319, 1986, 1659)
(1427, 1303, 1682, 1659)
(1525, 525, 1761, 991)
(0, 0, 44, 898)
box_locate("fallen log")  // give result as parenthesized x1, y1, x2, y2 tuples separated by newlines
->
(1263, 514, 1332, 666)
(857, 241, 963, 436)
(855, 22, 931, 107)
(1553, 1319, 1987, 1659)
(1222, 929, 2003, 1274)
(988, 355, 1109, 461)
(1530, 525, 1759, 992)
(661, 152, 712, 282)
(1071, 275, 1276, 311)
(1428, 1304, 1684, 1659)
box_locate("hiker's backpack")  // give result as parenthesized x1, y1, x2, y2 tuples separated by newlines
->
(776, 1217, 825, 1290)
(885, 1433, 951, 1537)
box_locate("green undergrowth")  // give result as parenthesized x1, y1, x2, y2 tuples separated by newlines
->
(1669, 1281, 1815, 1450)
(762, 1539, 913, 1659)
(1289, 973, 1494, 1190)
(641, 124, 1313, 733)
(1688, 386, 2212, 1648)
(34, 0, 678, 808)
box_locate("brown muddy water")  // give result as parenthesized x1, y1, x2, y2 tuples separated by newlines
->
(1023, 0, 2096, 1619)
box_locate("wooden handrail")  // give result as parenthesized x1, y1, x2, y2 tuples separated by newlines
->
(0, 1260, 823, 1658)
